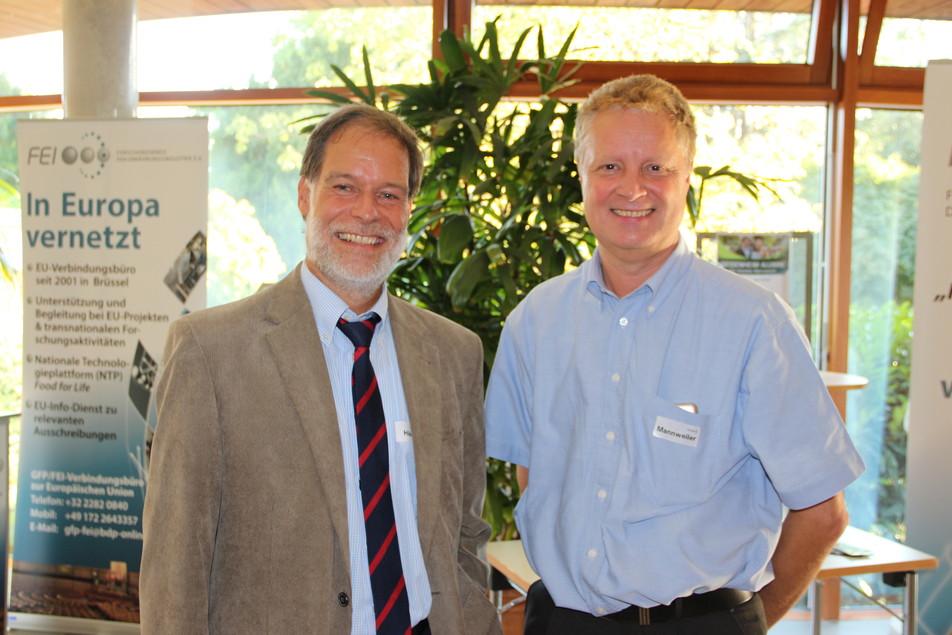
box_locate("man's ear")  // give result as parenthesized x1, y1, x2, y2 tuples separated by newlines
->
(297, 176, 311, 219)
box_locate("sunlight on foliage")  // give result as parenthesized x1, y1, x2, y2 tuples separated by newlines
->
(206, 189, 288, 307)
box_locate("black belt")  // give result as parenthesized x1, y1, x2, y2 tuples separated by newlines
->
(605, 588, 754, 625)
(411, 617, 431, 635)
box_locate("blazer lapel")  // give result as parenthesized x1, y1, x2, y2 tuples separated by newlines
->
(390, 298, 443, 559)
(263, 269, 351, 565)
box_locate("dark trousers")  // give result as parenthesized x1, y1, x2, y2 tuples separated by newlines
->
(523, 581, 766, 635)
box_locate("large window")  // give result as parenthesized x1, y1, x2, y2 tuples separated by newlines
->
(0, 7, 436, 98)
(0, 111, 27, 507)
(847, 108, 920, 537)
(0, 32, 62, 96)
(845, 107, 921, 607)
(138, 8, 434, 91)
(873, 17, 952, 68)
(473, 5, 814, 63)
(0, 200, 21, 414)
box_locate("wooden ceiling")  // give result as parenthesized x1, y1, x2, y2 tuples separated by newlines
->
(0, 0, 948, 41)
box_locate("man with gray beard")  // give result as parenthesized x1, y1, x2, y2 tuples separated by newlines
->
(141, 104, 500, 635)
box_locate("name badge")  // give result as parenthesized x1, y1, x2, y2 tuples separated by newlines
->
(393, 420, 413, 443)
(652, 415, 700, 448)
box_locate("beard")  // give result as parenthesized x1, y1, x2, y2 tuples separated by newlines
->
(304, 210, 407, 300)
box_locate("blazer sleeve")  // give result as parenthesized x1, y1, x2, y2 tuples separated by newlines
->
(456, 333, 502, 635)
(140, 318, 221, 635)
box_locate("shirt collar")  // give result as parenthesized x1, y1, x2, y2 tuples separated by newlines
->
(584, 232, 693, 309)
(299, 261, 390, 338)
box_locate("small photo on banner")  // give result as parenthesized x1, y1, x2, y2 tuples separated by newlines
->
(128, 341, 158, 422)
(128, 341, 159, 482)
(163, 231, 207, 303)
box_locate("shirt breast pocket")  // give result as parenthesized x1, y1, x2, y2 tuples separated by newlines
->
(637, 395, 732, 509)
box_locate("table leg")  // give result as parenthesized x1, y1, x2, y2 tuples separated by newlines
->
(809, 579, 823, 635)
(821, 578, 841, 620)
(903, 572, 918, 635)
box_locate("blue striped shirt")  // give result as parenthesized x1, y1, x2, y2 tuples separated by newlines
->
(300, 263, 431, 633)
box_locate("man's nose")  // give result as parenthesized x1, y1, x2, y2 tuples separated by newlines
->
(349, 191, 381, 221)
(619, 174, 647, 201)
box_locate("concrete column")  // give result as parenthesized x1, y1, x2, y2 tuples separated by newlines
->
(63, 0, 137, 119)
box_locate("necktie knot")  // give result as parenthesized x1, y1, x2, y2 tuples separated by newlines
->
(337, 313, 381, 349)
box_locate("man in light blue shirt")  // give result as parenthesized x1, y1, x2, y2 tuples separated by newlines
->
(485, 75, 864, 634)
(142, 105, 501, 635)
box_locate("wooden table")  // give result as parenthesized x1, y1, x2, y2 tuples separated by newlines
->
(810, 525, 937, 635)
(819, 370, 869, 391)
(487, 526, 937, 634)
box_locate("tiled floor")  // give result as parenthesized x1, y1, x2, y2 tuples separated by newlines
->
(6, 615, 904, 635)
(5, 594, 903, 634)
(771, 616, 902, 634)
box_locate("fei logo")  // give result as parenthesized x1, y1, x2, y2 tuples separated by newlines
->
(26, 130, 111, 180)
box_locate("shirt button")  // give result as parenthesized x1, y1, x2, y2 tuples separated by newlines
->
(595, 607, 607, 615)
(648, 305, 656, 313)
(619, 317, 629, 326)
(598, 489, 608, 500)
(321, 332, 331, 342)
(588, 548, 598, 559)
(606, 431, 616, 441)
(611, 373, 621, 383)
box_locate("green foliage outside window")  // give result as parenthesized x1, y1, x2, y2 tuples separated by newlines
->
(475, 6, 813, 65)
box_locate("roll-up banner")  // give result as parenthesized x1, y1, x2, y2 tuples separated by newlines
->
(906, 59, 952, 635)
(14, 118, 208, 633)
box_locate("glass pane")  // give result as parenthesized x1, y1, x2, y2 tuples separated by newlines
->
(1, 112, 27, 516)
(0, 6, 434, 96)
(473, 5, 813, 64)
(845, 108, 921, 606)
(691, 105, 828, 349)
(137, 8, 433, 92)
(0, 32, 64, 96)
(874, 17, 952, 67)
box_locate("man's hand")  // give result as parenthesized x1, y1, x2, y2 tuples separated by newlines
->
(758, 493, 849, 627)
(517, 465, 529, 493)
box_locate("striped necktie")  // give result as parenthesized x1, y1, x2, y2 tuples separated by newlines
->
(337, 314, 412, 634)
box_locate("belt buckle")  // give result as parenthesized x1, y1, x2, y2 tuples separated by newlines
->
(639, 606, 650, 626)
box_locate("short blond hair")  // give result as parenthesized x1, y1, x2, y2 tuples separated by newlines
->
(575, 74, 696, 168)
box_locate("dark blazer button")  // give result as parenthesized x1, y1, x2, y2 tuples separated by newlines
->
(338, 592, 350, 607)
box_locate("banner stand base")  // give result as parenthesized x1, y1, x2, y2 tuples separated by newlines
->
(8, 612, 139, 634)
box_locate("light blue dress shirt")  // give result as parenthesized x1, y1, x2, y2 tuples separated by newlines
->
(300, 263, 432, 633)
(485, 237, 864, 617)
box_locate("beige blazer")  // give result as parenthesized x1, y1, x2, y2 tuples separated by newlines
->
(140, 267, 500, 635)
